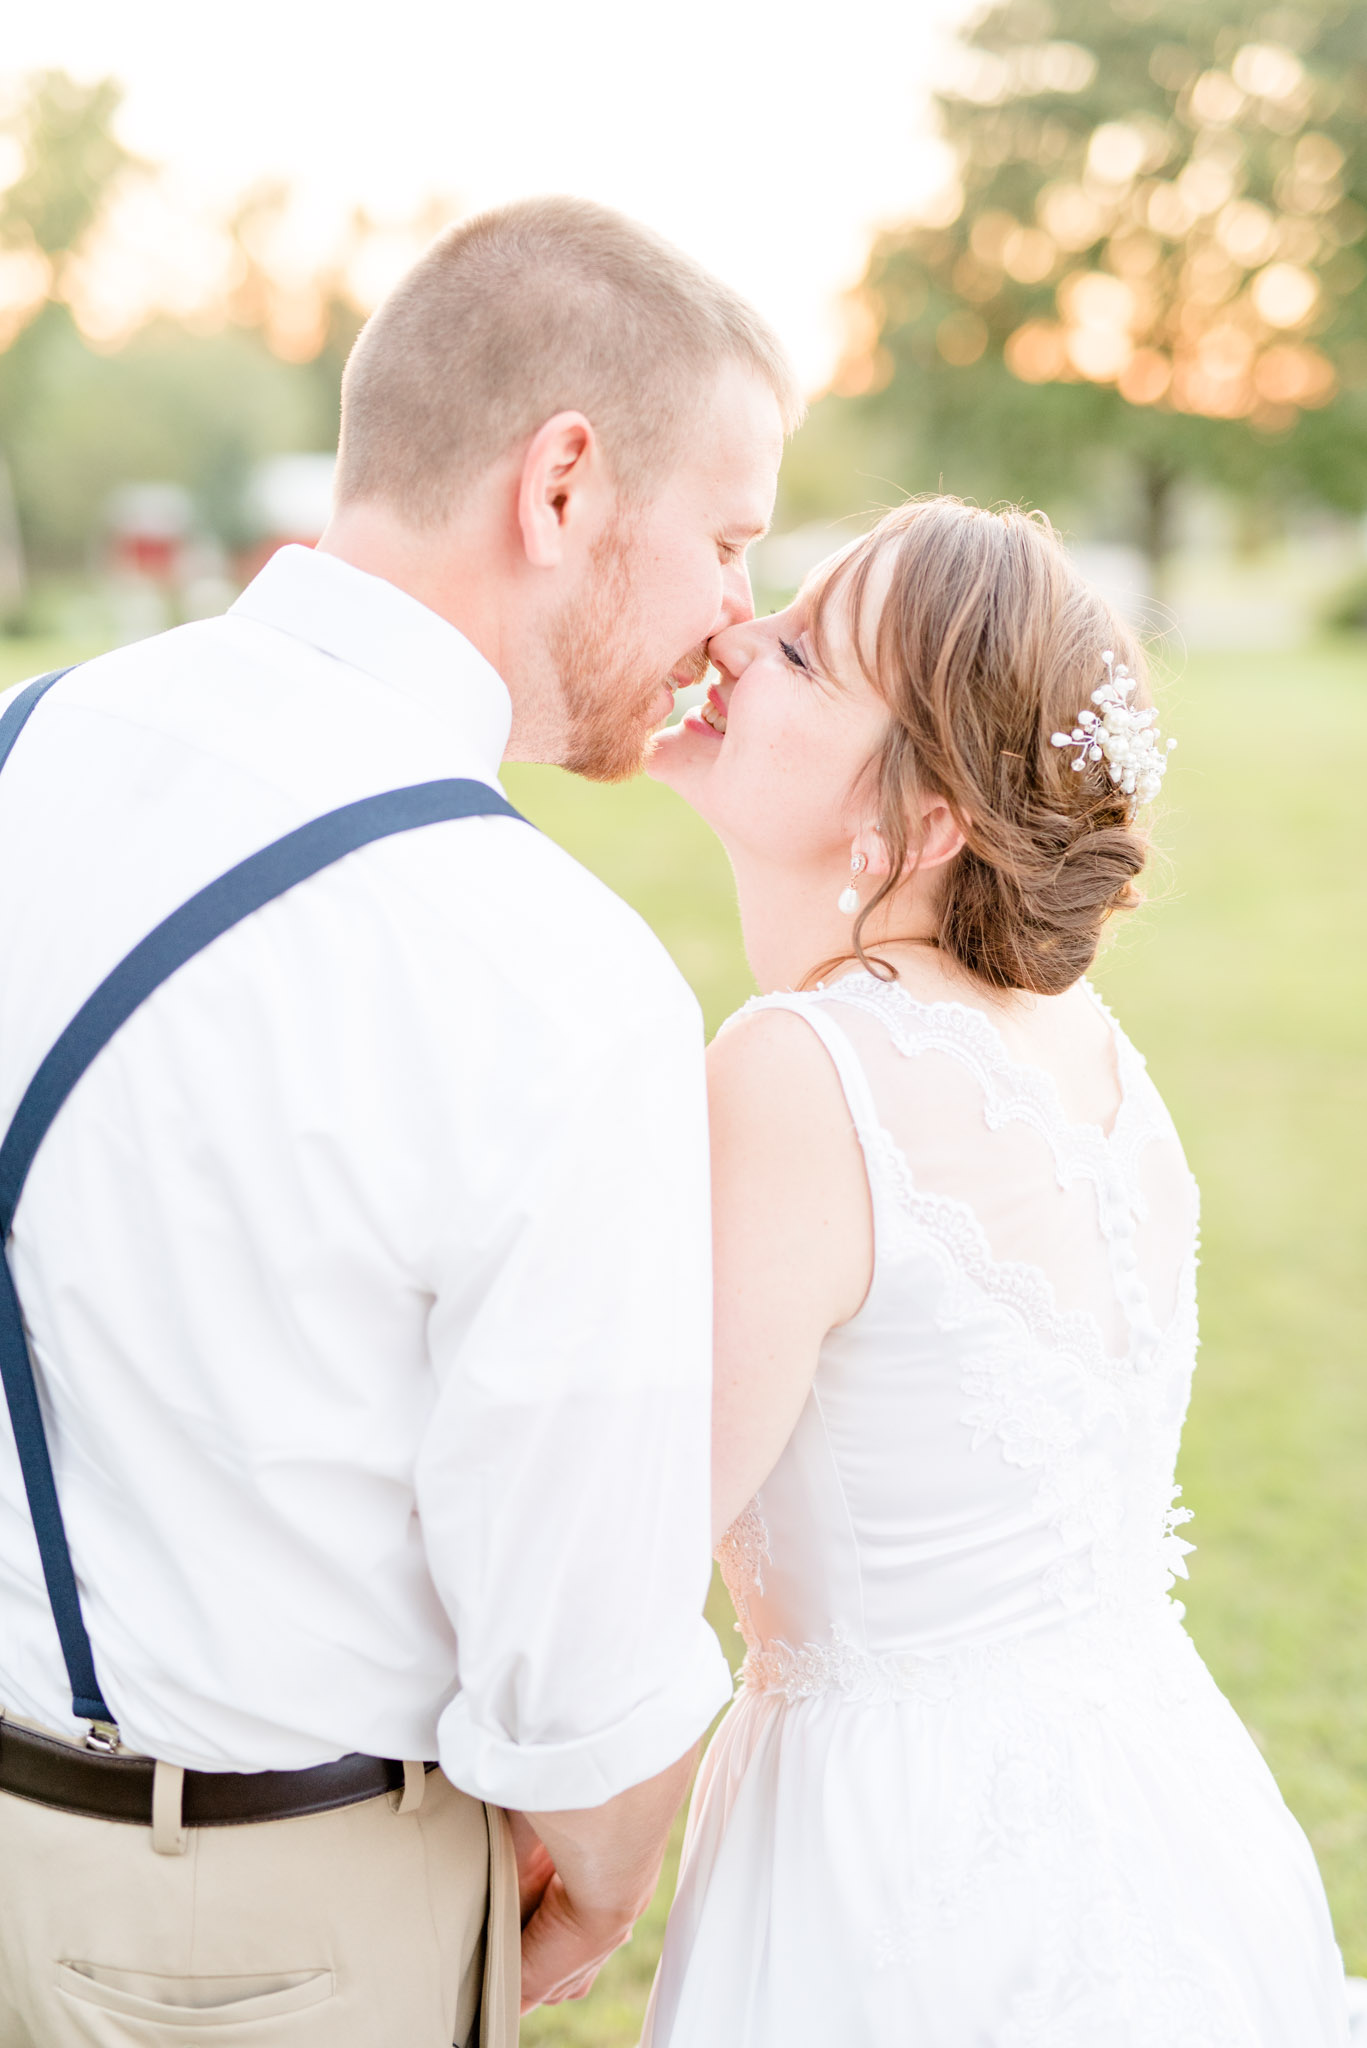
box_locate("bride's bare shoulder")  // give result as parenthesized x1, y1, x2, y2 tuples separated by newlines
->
(707, 1000, 867, 1188)
(707, 998, 848, 1111)
(707, 999, 874, 1335)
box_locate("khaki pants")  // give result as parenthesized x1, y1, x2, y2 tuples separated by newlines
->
(0, 1756, 519, 2048)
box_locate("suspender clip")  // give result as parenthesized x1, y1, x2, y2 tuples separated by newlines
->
(84, 1720, 123, 1754)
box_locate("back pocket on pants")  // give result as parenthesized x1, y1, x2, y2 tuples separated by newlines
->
(56, 1962, 334, 2028)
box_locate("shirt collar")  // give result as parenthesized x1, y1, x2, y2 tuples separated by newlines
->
(229, 545, 513, 773)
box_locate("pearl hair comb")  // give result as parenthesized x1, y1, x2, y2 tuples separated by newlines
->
(1051, 651, 1175, 807)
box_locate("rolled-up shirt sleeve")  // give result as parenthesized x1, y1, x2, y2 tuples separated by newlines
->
(418, 929, 731, 1813)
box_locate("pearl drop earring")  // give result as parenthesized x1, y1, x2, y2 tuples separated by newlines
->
(838, 852, 867, 915)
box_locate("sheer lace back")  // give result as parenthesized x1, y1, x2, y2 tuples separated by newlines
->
(718, 974, 1201, 1689)
(817, 975, 1195, 1360)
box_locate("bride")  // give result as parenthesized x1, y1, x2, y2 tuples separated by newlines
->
(641, 498, 1349, 2045)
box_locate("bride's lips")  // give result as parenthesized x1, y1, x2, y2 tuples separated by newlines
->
(682, 681, 729, 742)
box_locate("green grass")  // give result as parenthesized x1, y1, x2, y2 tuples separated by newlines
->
(4, 635, 1364, 2033)
(0, 637, 110, 692)
(1091, 642, 1367, 1977)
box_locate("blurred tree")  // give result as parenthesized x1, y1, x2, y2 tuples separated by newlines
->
(0, 73, 364, 582)
(825, 0, 1367, 589)
(0, 73, 145, 584)
(223, 182, 367, 447)
(0, 71, 142, 291)
(0, 73, 457, 586)
(0, 73, 143, 578)
(6, 318, 337, 567)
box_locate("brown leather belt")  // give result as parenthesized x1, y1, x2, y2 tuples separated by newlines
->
(0, 1717, 436, 1827)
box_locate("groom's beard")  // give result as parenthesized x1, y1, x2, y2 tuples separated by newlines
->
(551, 525, 706, 783)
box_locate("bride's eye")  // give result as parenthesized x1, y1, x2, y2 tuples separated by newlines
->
(778, 638, 809, 672)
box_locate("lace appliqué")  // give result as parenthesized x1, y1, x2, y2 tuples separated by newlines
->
(818, 973, 1169, 1201)
(818, 974, 1195, 1371)
(742, 1633, 956, 1707)
(715, 1497, 770, 1648)
(739, 1607, 1198, 1714)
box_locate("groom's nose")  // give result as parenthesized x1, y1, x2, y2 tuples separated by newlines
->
(716, 556, 756, 635)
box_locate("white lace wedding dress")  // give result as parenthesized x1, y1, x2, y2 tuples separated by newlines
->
(644, 976, 1349, 2047)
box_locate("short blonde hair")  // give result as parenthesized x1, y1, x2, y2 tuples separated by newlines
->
(336, 196, 803, 524)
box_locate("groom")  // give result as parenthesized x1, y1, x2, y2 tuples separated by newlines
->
(0, 198, 798, 2045)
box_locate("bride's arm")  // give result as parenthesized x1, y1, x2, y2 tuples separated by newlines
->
(708, 1008, 874, 1545)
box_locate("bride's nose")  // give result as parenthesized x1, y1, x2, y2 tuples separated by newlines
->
(707, 617, 761, 683)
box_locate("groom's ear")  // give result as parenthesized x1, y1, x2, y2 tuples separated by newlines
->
(516, 411, 604, 568)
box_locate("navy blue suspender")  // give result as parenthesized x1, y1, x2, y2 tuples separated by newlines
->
(0, 669, 527, 1737)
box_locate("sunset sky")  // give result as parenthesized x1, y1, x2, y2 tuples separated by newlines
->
(5, 0, 975, 389)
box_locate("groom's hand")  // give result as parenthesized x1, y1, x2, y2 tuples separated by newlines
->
(507, 1810, 556, 1925)
(517, 1746, 698, 2015)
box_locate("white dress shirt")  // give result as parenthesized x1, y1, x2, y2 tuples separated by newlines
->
(0, 545, 730, 1805)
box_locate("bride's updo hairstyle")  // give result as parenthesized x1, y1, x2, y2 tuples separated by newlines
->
(808, 497, 1153, 996)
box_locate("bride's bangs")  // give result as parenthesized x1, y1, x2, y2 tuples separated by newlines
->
(803, 531, 889, 698)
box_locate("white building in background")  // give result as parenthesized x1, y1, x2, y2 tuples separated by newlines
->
(239, 454, 336, 578)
